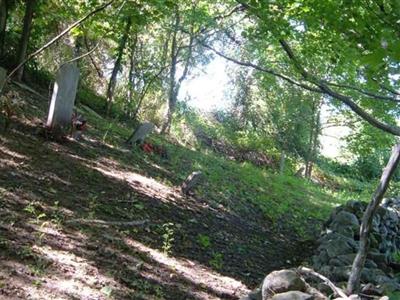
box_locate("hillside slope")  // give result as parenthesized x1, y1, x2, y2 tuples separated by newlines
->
(0, 82, 344, 299)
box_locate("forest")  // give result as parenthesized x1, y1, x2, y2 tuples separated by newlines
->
(0, 0, 399, 299)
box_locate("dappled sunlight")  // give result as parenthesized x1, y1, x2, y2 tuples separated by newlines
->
(124, 237, 250, 299)
(73, 154, 184, 204)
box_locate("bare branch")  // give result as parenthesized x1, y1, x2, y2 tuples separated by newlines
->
(66, 218, 148, 227)
(298, 267, 349, 299)
(6, 0, 116, 82)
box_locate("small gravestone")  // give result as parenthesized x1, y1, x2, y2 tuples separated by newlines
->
(181, 171, 203, 195)
(46, 63, 80, 130)
(0, 67, 7, 92)
(126, 122, 155, 145)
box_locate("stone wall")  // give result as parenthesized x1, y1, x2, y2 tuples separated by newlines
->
(312, 199, 400, 294)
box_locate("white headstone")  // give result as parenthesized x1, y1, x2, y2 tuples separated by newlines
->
(46, 63, 80, 129)
(127, 122, 155, 144)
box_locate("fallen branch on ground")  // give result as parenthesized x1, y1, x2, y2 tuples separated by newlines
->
(298, 266, 349, 299)
(66, 218, 149, 227)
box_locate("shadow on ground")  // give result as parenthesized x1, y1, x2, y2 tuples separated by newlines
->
(0, 84, 316, 299)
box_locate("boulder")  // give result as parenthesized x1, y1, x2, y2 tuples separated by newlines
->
(241, 288, 262, 300)
(330, 211, 359, 231)
(262, 270, 306, 300)
(321, 238, 357, 258)
(270, 291, 313, 300)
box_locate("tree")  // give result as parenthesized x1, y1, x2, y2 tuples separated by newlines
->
(15, 0, 36, 81)
(161, 5, 194, 134)
(105, 17, 132, 117)
(200, 0, 400, 293)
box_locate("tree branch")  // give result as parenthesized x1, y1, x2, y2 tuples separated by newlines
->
(347, 143, 400, 293)
(6, 0, 116, 82)
(198, 40, 323, 93)
(66, 218, 148, 227)
(325, 81, 400, 103)
(298, 267, 349, 299)
(279, 39, 400, 136)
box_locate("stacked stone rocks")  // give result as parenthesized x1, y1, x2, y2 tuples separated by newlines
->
(312, 199, 400, 294)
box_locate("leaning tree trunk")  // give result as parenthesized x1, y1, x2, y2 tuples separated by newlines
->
(15, 0, 36, 81)
(0, 0, 8, 57)
(347, 143, 400, 294)
(105, 18, 131, 117)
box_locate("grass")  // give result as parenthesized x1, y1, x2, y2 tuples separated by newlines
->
(79, 103, 365, 237)
(0, 81, 380, 298)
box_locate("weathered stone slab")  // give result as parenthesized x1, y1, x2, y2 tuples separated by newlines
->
(181, 171, 203, 195)
(127, 122, 155, 145)
(46, 63, 79, 129)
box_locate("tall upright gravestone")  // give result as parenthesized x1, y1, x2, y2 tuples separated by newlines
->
(46, 63, 79, 130)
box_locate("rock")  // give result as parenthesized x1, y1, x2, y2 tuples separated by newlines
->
(367, 251, 387, 266)
(241, 288, 262, 300)
(46, 62, 80, 130)
(328, 266, 352, 282)
(330, 211, 359, 231)
(361, 283, 383, 296)
(181, 171, 203, 195)
(127, 122, 155, 145)
(262, 270, 306, 300)
(270, 291, 313, 300)
(361, 268, 387, 284)
(336, 254, 356, 265)
(379, 280, 400, 294)
(321, 238, 357, 258)
(305, 286, 328, 300)
(334, 295, 360, 300)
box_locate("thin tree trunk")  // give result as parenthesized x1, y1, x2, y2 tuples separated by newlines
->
(347, 143, 400, 294)
(6, 0, 115, 83)
(126, 34, 138, 116)
(279, 150, 286, 175)
(308, 107, 321, 177)
(15, 0, 36, 81)
(161, 12, 179, 134)
(106, 18, 132, 117)
(0, 0, 8, 57)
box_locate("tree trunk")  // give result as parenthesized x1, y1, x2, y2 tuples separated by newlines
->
(347, 143, 400, 294)
(15, 0, 36, 81)
(279, 150, 286, 175)
(304, 99, 321, 178)
(105, 18, 132, 117)
(307, 108, 321, 177)
(0, 0, 8, 58)
(126, 34, 138, 117)
(161, 12, 179, 134)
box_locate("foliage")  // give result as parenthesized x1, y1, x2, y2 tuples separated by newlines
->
(161, 222, 175, 255)
(197, 234, 211, 249)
